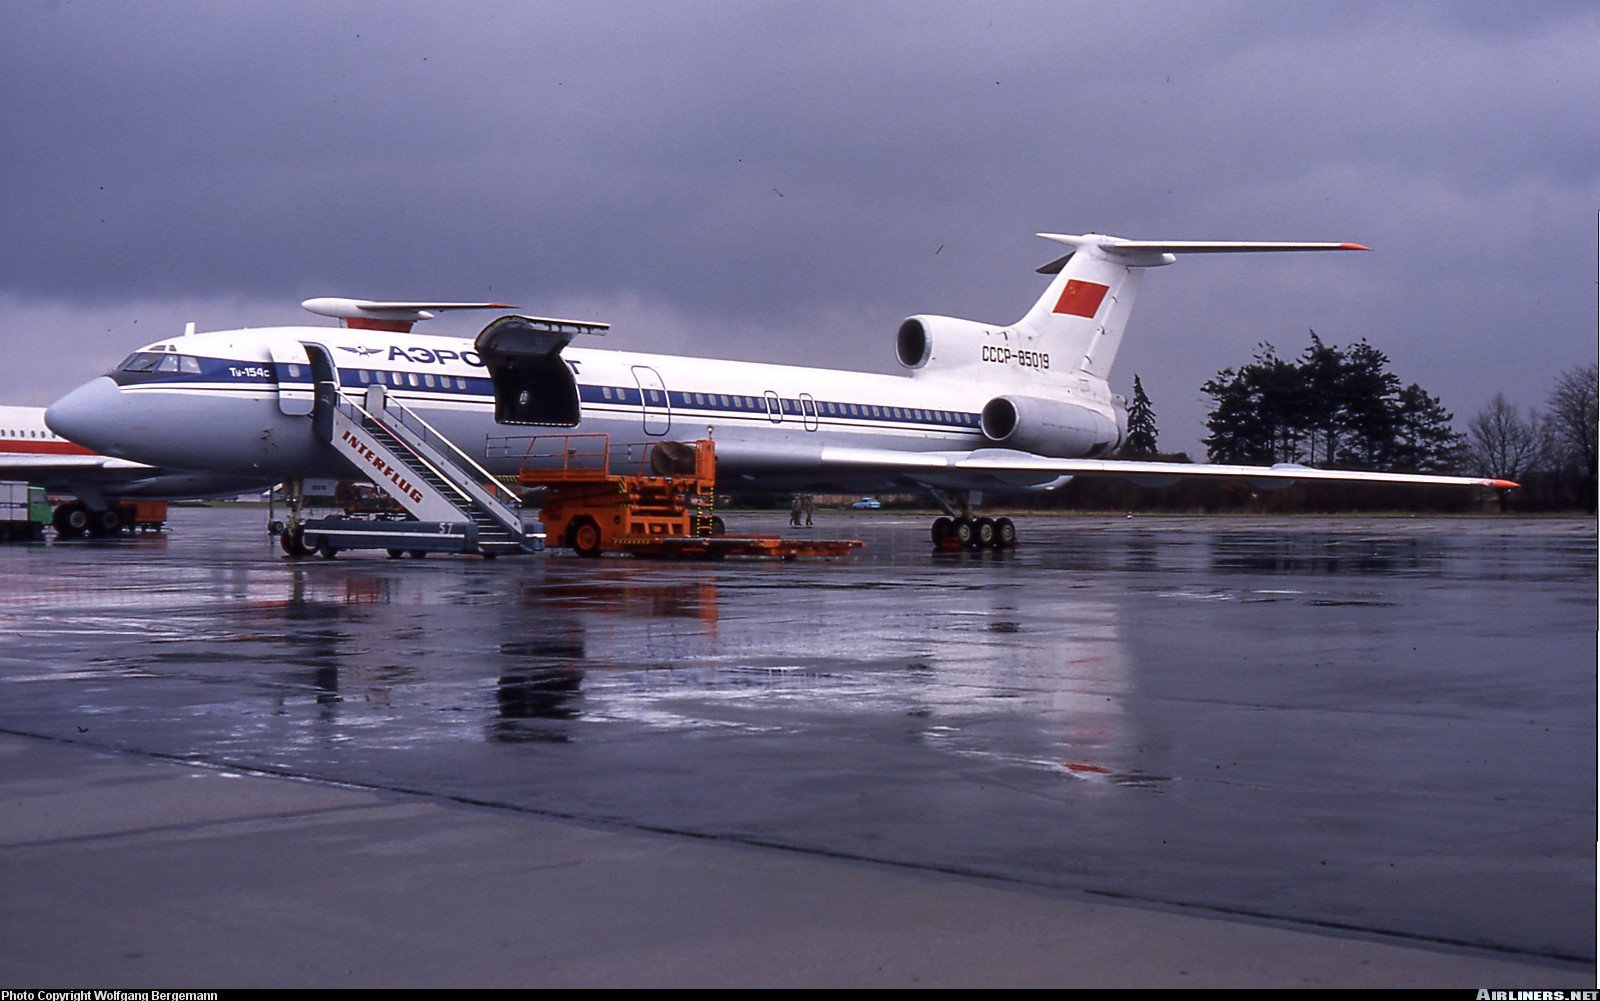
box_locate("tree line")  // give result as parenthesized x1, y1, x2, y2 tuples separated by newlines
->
(1109, 332, 1596, 513)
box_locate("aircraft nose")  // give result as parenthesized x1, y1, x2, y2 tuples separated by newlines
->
(45, 376, 126, 453)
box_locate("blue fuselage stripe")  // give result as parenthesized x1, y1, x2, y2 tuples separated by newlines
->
(121, 359, 983, 432)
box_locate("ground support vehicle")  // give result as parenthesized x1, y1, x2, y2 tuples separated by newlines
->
(51, 498, 168, 538)
(288, 515, 545, 560)
(1, 482, 50, 541)
(516, 436, 863, 560)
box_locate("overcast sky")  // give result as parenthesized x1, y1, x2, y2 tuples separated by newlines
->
(3, 0, 1596, 454)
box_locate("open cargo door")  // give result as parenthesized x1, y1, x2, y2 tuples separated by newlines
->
(473, 314, 609, 427)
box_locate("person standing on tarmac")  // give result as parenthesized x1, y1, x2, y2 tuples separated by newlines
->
(790, 495, 803, 527)
(803, 494, 814, 527)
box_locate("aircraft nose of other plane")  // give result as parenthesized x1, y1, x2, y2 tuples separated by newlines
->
(45, 377, 126, 454)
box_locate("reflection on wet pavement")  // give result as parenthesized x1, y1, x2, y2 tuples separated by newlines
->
(0, 509, 1593, 962)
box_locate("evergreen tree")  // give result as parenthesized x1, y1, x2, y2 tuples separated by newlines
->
(1201, 364, 1263, 463)
(1204, 332, 1458, 472)
(1122, 375, 1159, 455)
(1202, 343, 1308, 464)
(1299, 332, 1345, 464)
(1393, 383, 1463, 472)
(1337, 340, 1403, 467)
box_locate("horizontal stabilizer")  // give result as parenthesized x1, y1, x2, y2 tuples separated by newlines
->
(301, 298, 518, 333)
(1034, 233, 1368, 270)
(1094, 239, 1368, 255)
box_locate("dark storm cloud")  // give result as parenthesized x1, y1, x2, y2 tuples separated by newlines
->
(2, 1, 1596, 451)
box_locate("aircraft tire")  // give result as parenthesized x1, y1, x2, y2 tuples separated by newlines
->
(90, 508, 122, 537)
(569, 517, 603, 558)
(974, 517, 996, 549)
(995, 517, 1017, 549)
(931, 517, 952, 544)
(280, 524, 313, 558)
(951, 517, 975, 547)
(54, 503, 89, 539)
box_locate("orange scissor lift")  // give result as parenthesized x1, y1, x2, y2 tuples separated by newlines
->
(515, 435, 863, 560)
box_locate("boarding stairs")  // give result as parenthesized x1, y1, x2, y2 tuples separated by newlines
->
(310, 384, 538, 557)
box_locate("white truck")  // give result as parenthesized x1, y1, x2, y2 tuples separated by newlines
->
(0, 482, 49, 541)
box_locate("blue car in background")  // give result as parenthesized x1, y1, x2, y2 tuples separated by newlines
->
(850, 497, 881, 510)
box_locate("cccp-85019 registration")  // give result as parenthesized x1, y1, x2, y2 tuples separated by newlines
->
(981, 345, 1050, 370)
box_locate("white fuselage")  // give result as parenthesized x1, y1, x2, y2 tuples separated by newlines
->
(47, 323, 1125, 493)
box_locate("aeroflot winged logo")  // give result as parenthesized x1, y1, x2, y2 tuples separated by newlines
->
(1053, 279, 1110, 318)
(336, 345, 384, 357)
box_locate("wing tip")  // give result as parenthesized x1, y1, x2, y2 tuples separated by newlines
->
(1340, 242, 1372, 252)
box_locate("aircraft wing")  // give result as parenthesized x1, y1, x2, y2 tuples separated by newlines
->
(0, 454, 151, 475)
(815, 446, 1518, 490)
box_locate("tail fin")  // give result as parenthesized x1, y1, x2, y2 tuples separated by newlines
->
(1014, 234, 1368, 379)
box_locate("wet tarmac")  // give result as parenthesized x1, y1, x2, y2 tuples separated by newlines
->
(1, 508, 1594, 972)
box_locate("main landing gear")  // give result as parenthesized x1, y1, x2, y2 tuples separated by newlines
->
(926, 490, 1019, 551)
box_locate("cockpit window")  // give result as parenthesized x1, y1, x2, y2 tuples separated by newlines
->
(117, 352, 204, 376)
(119, 352, 164, 372)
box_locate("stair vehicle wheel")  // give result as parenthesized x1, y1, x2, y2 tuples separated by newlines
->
(317, 542, 338, 559)
(569, 517, 603, 558)
(974, 517, 996, 548)
(408, 551, 427, 559)
(710, 516, 726, 536)
(995, 517, 1017, 549)
(931, 517, 952, 545)
(386, 549, 404, 559)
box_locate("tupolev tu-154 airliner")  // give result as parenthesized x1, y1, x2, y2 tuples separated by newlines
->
(44, 232, 1515, 551)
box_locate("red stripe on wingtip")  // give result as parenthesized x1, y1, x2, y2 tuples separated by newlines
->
(1339, 243, 1372, 251)
(1490, 479, 1520, 490)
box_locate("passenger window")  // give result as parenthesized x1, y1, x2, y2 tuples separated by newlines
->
(424, 374, 436, 388)
(408, 373, 418, 387)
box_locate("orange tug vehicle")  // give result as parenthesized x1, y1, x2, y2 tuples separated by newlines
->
(517, 435, 862, 560)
